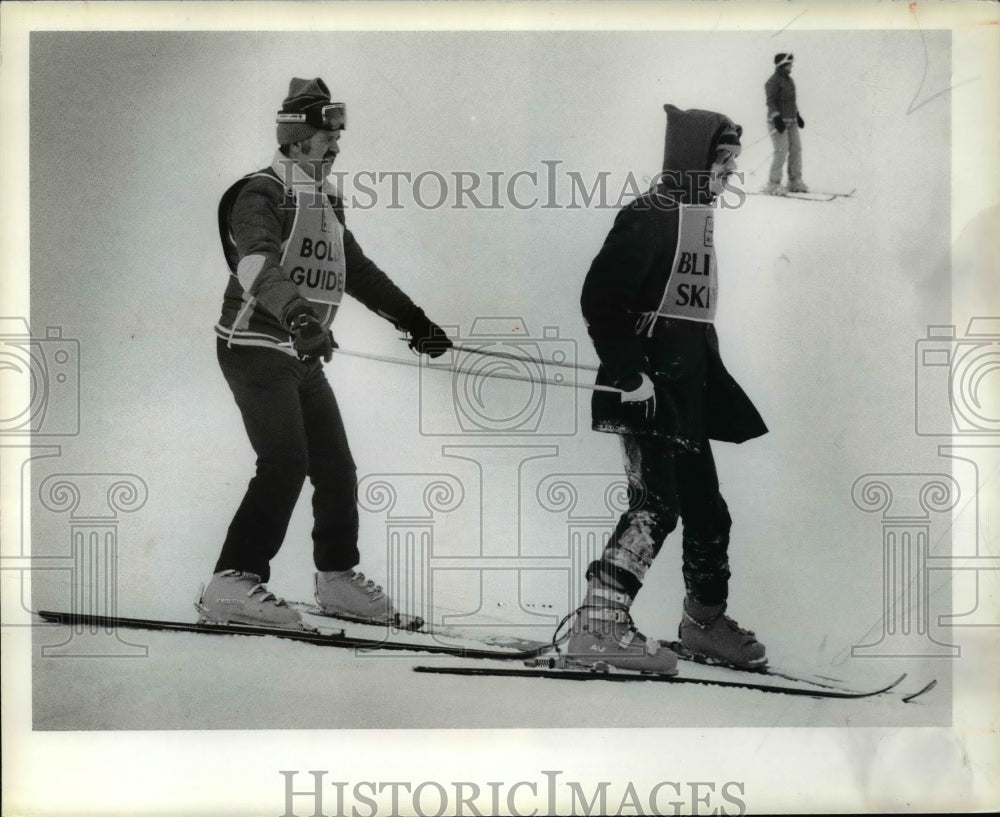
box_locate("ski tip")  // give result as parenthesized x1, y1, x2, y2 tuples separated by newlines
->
(902, 679, 938, 703)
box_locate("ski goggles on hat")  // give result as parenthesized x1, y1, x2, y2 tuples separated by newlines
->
(276, 101, 346, 131)
(777, 53, 794, 67)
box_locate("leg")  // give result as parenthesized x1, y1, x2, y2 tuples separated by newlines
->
(768, 128, 790, 185)
(298, 362, 360, 572)
(587, 434, 679, 597)
(214, 342, 310, 582)
(786, 122, 803, 184)
(304, 365, 404, 625)
(565, 434, 679, 674)
(674, 440, 731, 606)
(675, 439, 765, 668)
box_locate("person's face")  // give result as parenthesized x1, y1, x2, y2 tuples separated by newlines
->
(708, 148, 740, 197)
(779, 62, 793, 75)
(290, 129, 342, 180)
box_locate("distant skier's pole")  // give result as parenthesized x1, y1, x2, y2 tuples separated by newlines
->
(747, 128, 777, 177)
(334, 347, 622, 393)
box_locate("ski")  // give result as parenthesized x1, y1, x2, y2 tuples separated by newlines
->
(35, 610, 549, 662)
(749, 187, 855, 202)
(411, 660, 909, 700)
(38, 609, 937, 702)
(902, 680, 938, 703)
(662, 639, 853, 692)
(660, 641, 937, 701)
(293, 602, 553, 652)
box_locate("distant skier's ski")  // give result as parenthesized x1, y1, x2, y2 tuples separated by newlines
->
(36, 610, 548, 661)
(748, 187, 856, 203)
(411, 662, 909, 700)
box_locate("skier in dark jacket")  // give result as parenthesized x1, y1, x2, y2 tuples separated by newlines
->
(564, 104, 768, 673)
(763, 52, 808, 194)
(198, 77, 452, 631)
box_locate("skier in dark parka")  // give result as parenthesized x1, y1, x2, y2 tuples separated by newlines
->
(565, 104, 768, 673)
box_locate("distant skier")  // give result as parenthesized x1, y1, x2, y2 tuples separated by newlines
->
(566, 105, 769, 674)
(198, 77, 452, 630)
(763, 52, 808, 194)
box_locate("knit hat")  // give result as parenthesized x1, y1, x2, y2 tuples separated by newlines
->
(276, 77, 346, 145)
(774, 53, 794, 67)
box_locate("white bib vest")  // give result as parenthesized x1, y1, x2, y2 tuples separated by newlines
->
(655, 204, 717, 324)
(282, 188, 346, 311)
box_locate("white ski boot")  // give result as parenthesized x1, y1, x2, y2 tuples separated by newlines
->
(564, 587, 678, 675)
(196, 569, 307, 630)
(314, 570, 407, 626)
(677, 597, 766, 670)
(761, 181, 784, 195)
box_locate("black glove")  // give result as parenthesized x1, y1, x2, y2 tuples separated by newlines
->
(796, 114, 805, 129)
(406, 310, 453, 358)
(288, 310, 337, 363)
(772, 114, 786, 134)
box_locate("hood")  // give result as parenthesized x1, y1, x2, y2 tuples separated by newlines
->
(660, 105, 740, 202)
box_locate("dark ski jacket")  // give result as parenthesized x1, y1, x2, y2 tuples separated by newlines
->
(765, 70, 799, 121)
(215, 151, 423, 353)
(580, 105, 768, 449)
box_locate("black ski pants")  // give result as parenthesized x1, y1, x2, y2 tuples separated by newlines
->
(588, 434, 733, 606)
(214, 340, 360, 582)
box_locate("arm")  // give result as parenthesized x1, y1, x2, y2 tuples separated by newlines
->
(228, 183, 308, 326)
(765, 75, 780, 119)
(342, 226, 422, 328)
(580, 203, 662, 386)
(765, 75, 785, 132)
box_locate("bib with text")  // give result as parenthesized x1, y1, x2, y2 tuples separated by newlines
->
(655, 204, 717, 324)
(282, 188, 346, 308)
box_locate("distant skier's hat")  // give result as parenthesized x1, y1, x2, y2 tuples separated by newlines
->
(276, 77, 346, 144)
(774, 53, 794, 67)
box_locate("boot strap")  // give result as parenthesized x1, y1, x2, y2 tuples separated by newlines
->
(588, 586, 632, 608)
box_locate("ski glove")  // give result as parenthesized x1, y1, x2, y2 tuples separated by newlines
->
(288, 311, 337, 363)
(406, 309, 453, 358)
(796, 115, 805, 129)
(772, 114, 786, 134)
(617, 372, 656, 422)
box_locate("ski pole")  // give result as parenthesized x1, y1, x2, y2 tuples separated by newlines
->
(334, 347, 622, 393)
(435, 341, 601, 374)
(746, 128, 777, 177)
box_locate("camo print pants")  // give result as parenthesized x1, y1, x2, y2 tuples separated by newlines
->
(588, 435, 733, 606)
